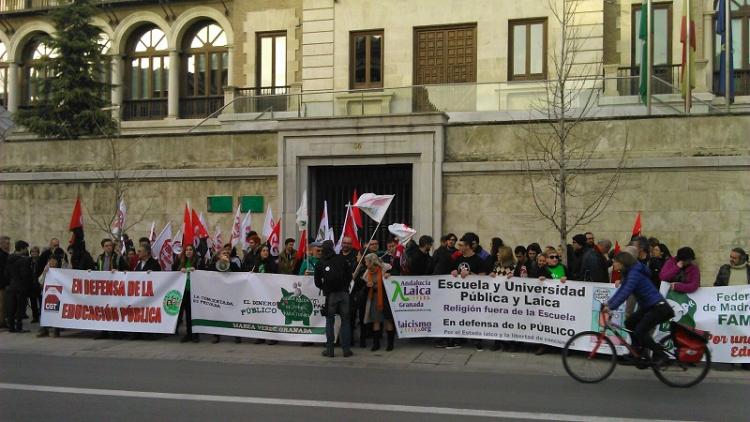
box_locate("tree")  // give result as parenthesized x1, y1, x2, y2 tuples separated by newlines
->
(522, 0, 628, 266)
(14, 0, 115, 139)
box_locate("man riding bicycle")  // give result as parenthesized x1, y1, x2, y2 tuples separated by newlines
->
(601, 251, 675, 364)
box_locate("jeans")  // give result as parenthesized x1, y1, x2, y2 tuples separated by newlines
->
(325, 291, 351, 351)
(625, 301, 675, 352)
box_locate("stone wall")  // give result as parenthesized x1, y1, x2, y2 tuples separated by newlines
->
(443, 114, 750, 285)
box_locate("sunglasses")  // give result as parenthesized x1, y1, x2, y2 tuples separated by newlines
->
(548, 255, 560, 259)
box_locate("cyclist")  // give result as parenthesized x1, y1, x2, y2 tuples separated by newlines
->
(601, 251, 674, 364)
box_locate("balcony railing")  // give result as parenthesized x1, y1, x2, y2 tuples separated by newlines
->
(616, 64, 682, 96)
(233, 86, 292, 113)
(122, 98, 167, 121)
(712, 69, 750, 97)
(179, 95, 224, 119)
(0, 0, 147, 13)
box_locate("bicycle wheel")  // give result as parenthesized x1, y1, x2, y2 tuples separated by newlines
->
(652, 336, 711, 388)
(562, 331, 617, 383)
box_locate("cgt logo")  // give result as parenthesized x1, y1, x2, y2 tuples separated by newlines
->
(44, 285, 63, 312)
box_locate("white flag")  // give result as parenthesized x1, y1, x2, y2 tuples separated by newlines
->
(111, 199, 126, 236)
(229, 205, 242, 248)
(354, 193, 395, 223)
(151, 222, 174, 271)
(240, 210, 252, 250)
(296, 190, 308, 230)
(172, 230, 183, 256)
(388, 223, 417, 245)
(334, 203, 351, 254)
(214, 225, 223, 254)
(148, 221, 156, 243)
(316, 201, 330, 242)
(262, 205, 275, 242)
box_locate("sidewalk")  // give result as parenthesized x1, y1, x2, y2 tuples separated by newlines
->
(1, 323, 748, 383)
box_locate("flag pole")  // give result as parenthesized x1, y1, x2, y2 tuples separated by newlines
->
(352, 219, 383, 278)
(646, 0, 653, 115)
(724, 0, 731, 112)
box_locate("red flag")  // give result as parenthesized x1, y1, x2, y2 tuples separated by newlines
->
(351, 190, 362, 228)
(343, 206, 361, 250)
(631, 212, 642, 237)
(295, 230, 307, 261)
(182, 205, 194, 248)
(268, 220, 281, 256)
(613, 240, 621, 255)
(68, 197, 83, 230)
(191, 208, 209, 239)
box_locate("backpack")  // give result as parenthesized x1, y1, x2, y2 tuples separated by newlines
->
(670, 322, 710, 363)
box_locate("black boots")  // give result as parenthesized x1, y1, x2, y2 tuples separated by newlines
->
(386, 330, 395, 351)
(371, 330, 381, 351)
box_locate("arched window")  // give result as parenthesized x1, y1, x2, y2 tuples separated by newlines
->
(21, 37, 56, 107)
(0, 41, 7, 108)
(98, 34, 112, 102)
(180, 22, 228, 118)
(123, 26, 168, 120)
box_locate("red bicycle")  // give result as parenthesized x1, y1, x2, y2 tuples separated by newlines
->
(561, 309, 711, 388)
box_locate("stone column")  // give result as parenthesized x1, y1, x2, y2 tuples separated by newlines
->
(110, 55, 123, 119)
(226, 44, 235, 87)
(7, 63, 19, 113)
(167, 49, 180, 118)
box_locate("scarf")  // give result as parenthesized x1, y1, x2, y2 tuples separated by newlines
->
(367, 266, 385, 311)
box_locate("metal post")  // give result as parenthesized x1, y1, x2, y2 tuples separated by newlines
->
(725, 0, 731, 113)
(646, 0, 653, 115)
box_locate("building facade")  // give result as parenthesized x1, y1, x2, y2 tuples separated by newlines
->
(0, 0, 748, 282)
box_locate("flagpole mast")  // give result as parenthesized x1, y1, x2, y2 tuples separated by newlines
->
(725, 0, 731, 113)
(646, 0, 653, 115)
(686, 0, 692, 114)
(352, 219, 383, 278)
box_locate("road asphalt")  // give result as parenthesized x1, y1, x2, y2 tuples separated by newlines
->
(0, 326, 748, 421)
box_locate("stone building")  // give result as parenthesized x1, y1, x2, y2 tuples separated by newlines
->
(0, 0, 748, 282)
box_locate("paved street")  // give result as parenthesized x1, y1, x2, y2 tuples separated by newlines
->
(0, 327, 748, 421)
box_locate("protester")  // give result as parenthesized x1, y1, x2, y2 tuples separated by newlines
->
(648, 243, 671, 287)
(539, 250, 567, 282)
(339, 236, 358, 275)
(242, 234, 261, 272)
(382, 237, 401, 276)
(432, 233, 457, 275)
(5, 240, 33, 333)
(451, 233, 489, 351)
(212, 249, 242, 344)
(177, 244, 202, 343)
(255, 245, 278, 274)
(361, 253, 396, 351)
(365, 240, 380, 256)
(36, 255, 62, 338)
(314, 240, 353, 358)
(660, 247, 700, 293)
(298, 242, 321, 275)
(527, 253, 548, 278)
(277, 238, 297, 275)
(630, 236, 651, 267)
(134, 245, 161, 272)
(526, 243, 542, 276)
(96, 238, 128, 272)
(39, 237, 69, 269)
(585, 232, 596, 247)
(28, 246, 42, 322)
(407, 235, 434, 276)
(568, 234, 587, 279)
(576, 235, 608, 282)
(714, 248, 750, 286)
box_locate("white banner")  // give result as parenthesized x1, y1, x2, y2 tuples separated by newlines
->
(656, 282, 750, 363)
(385, 275, 750, 363)
(190, 271, 326, 342)
(40, 269, 187, 333)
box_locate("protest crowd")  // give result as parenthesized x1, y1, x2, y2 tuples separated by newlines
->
(1, 199, 749, 369)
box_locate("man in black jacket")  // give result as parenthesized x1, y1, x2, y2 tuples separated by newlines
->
(576, 235, 609, 282)
(134, 245, 161, 272)
(5, 240, 34, 333)
(432, 233, 457, 275)
(314, 240, 353, 358)
(0, 235, 11, 329)
(408, 235, 434, 276)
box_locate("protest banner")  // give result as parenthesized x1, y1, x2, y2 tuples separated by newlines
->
(40, 269, 186, 333)
(190, 271, 326, 342)
(657, 283, 750, 363)
(385, 275, 750, 363)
